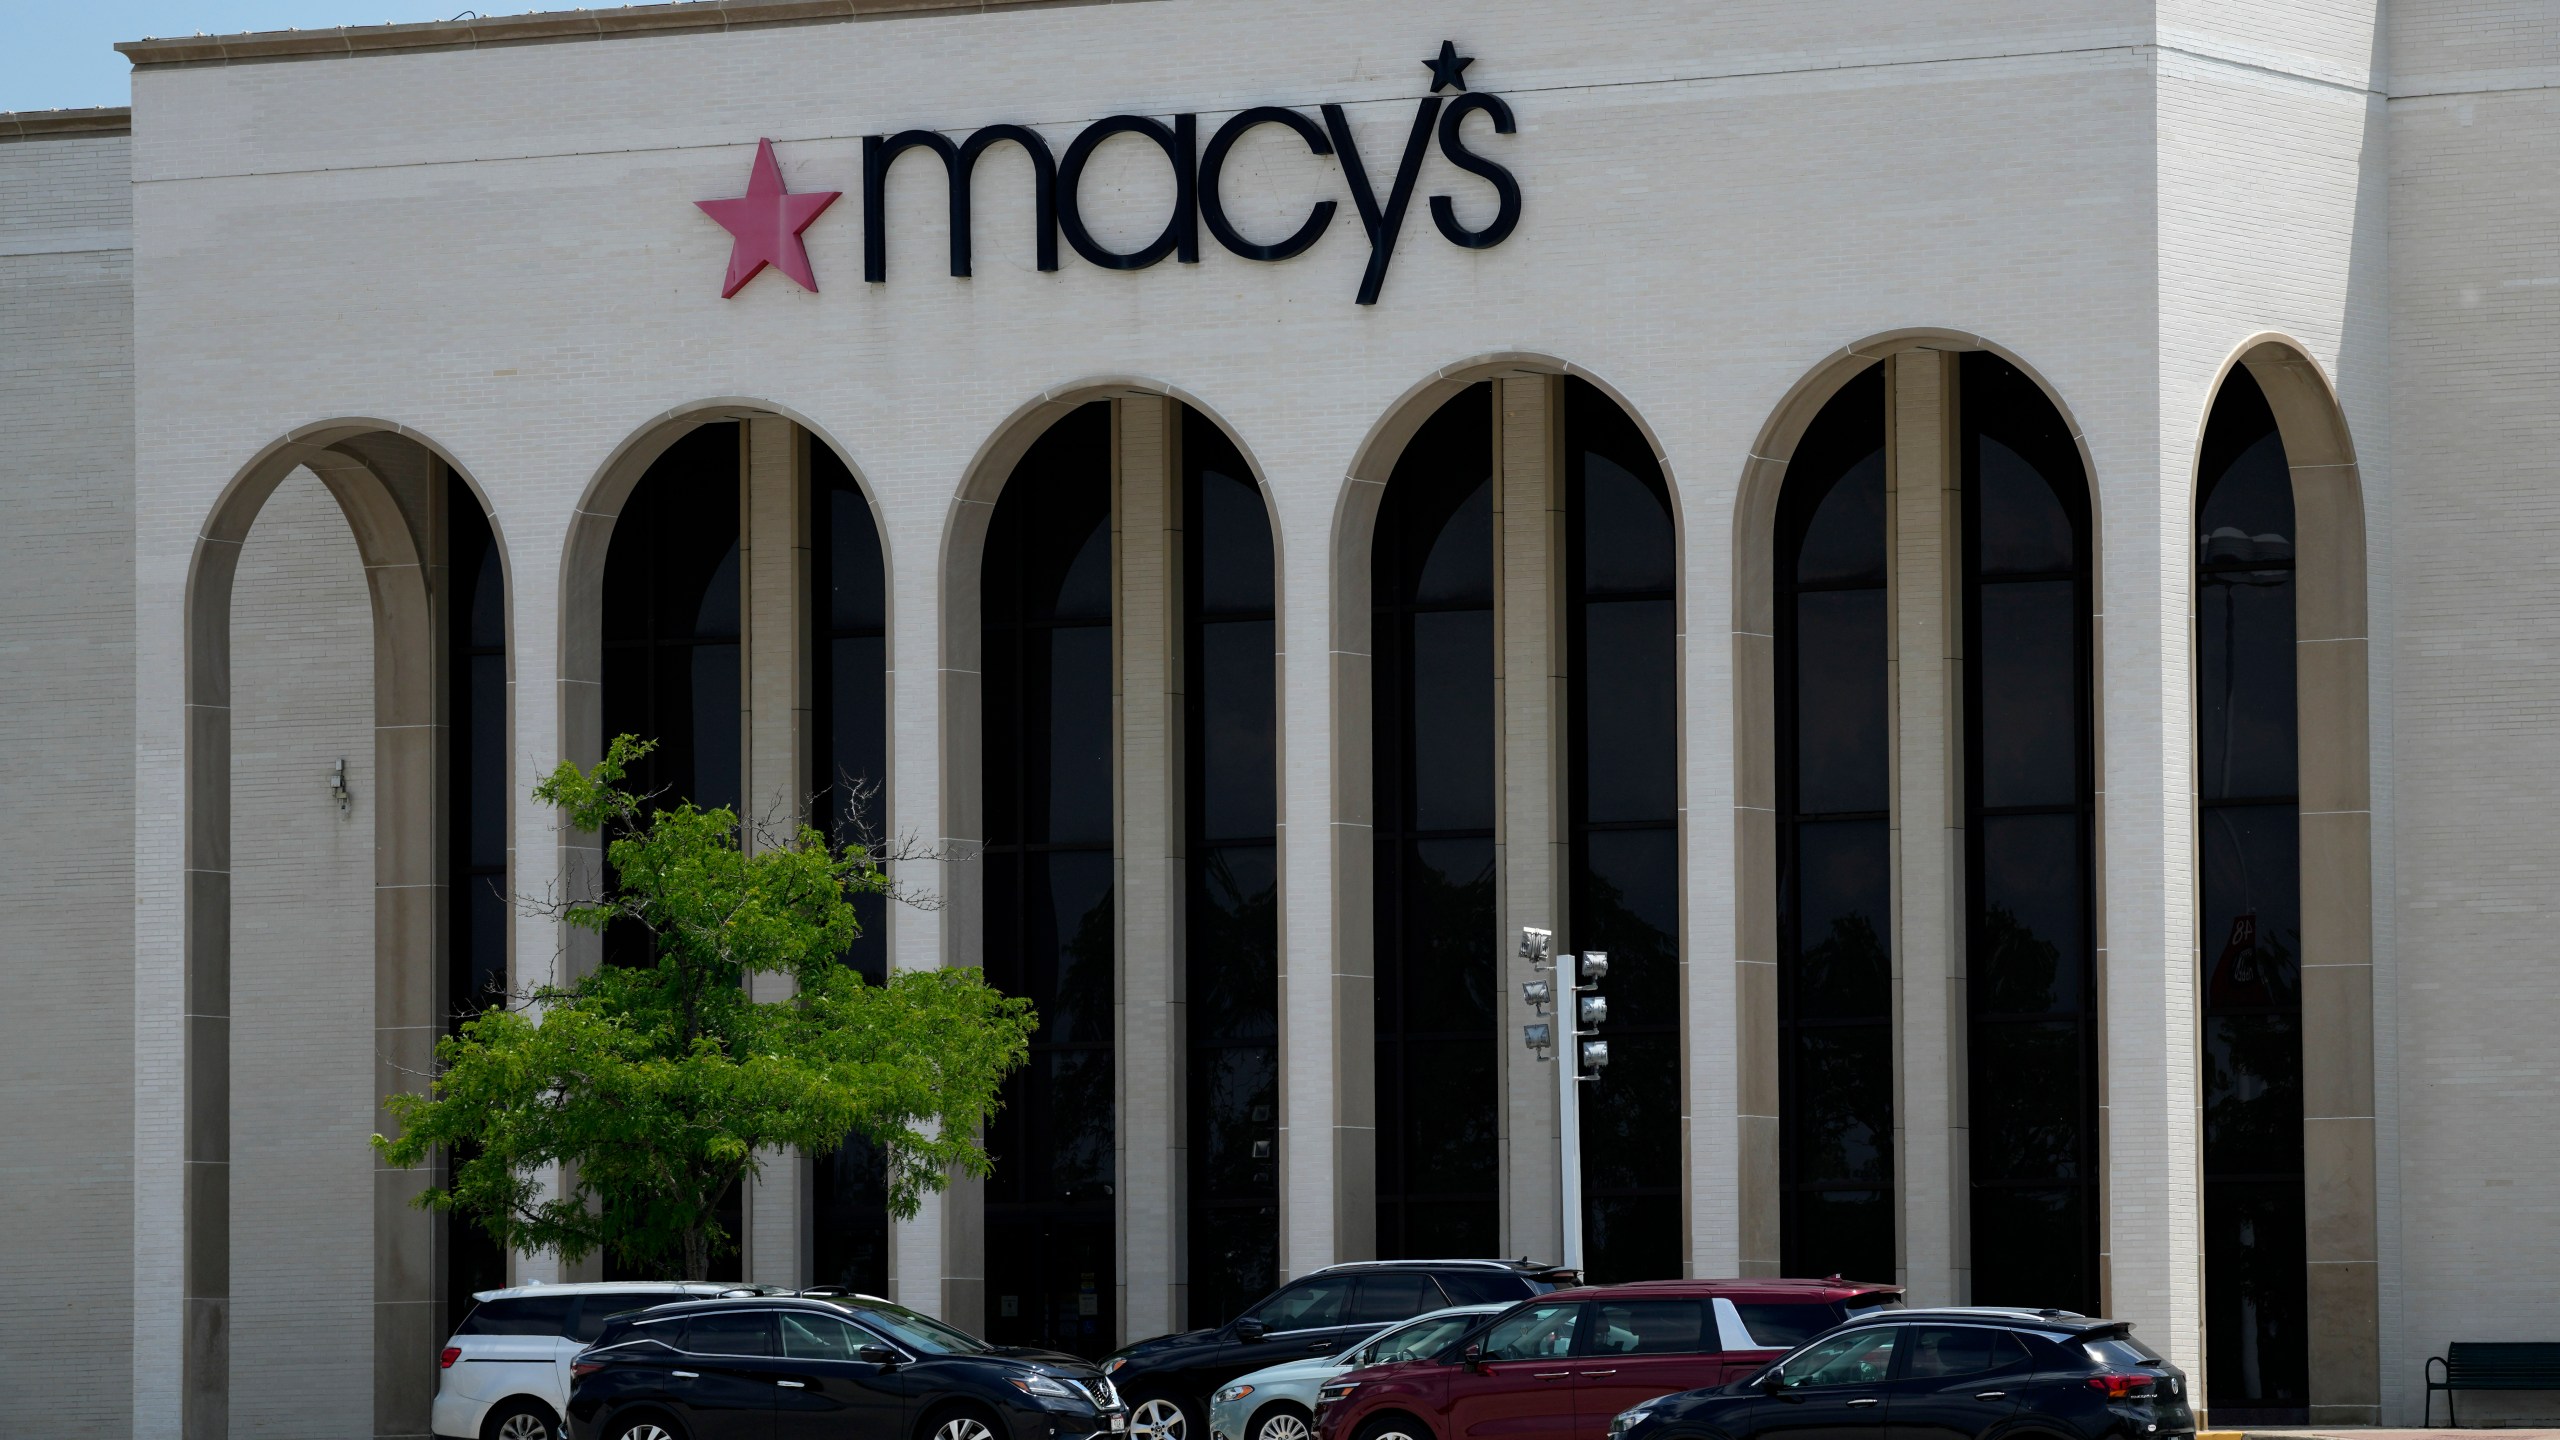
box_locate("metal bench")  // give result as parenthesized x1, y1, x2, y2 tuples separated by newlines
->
(2426, 1341, 2560, 1426)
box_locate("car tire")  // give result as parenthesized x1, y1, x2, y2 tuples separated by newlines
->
(603, 1409, 689, 1440)
(1129, 1393, 1201, 1440)
(481, 1397, 561, 1440)
(1249, 1401, 1314, 1440)
(921, 1401, 1009, 1440)
(1354, 1413, 1436, 1440)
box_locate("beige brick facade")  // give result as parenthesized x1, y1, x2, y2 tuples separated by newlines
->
(3, 0, 2560, 1431)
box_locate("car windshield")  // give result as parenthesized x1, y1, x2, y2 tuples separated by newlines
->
(852, 1301, 993, 1355)
(1358, 1314, 1478, 1365)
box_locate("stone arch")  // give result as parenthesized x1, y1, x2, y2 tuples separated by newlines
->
(1729, 330, 2109, 1295)
(179, 419, 503, 1440)
(933, 375, 1283, 1336)
(2191, 335, 2375, 1422)
(1328, 353, 1688, 1273)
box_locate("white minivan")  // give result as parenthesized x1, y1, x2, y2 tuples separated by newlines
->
(433, 1282, 734, 1440)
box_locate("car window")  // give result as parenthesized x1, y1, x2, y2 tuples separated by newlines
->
(1249, 1277, 1357, 1332)
(572, 1292, 695, 1342)
(782, 1312, 871, 1361)
(1581, 1300, 1712, 1357)
(1775, 1328, 1898, 1389)
(1436, 1272, 1532, 1305)
(1731, 1301, 1845, 1348)
(1351, 1275, 1442, 1323)
(1361, 1314, 1479, 1365)
(1479, 1303, 1581, 1361)
(457, 1295, 577, 1337)
(681, 1312, 777, 1356)
(1901, 1327, 2029, 1379)
(2085, 1337, 2163, 1367)
(851, 1302, 992, 1355)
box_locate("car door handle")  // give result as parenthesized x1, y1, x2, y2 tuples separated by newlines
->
(1845, 1398, 1880, 1408)
(1580, 1370, 1617, 1377)
(1533, 1371, 1571, 1380)
(1974, 1392, 2006, 1401)
(1307, 1343, 1334, 1353)
(778, 1380, 808, 1389)
(673, 1370, 699, 1379)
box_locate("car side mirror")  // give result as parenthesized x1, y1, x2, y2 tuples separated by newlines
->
(1463, 1343, 1486, 1373)
(1235, 1319, 1268, 1342)
(860, 1345, 900, 1366)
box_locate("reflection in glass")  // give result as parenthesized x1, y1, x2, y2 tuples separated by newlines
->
(2197, 367, 2306, 1414)
(1963, 353, 2096, 1313)
(1185, 410, 1281, 1325)
(810, 448, 891, 1295)
(1374, 384, 1501, 1259)
(1776, 364, 1894, 1285)
(983, 404, 1116, 1355)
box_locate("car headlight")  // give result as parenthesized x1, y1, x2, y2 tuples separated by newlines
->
(1215, 1384, 1257, 1405)
(1012, 1374, 1083, 1401)
(1316, 1381, 1360, 1407)
(1105, 1357, 1128, 1375)
(1608, 1398, 1663, 1438)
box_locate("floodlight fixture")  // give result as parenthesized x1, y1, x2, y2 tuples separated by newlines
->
(1520, 926, 1553, 967)
(1524, 1022, 1554, 1055)
(1578, 994, 1608, 1028)
(1522, 979, 1553, 1011)
(1578, 951, 1610, 985)
(1579, 1039, 1611, 1071)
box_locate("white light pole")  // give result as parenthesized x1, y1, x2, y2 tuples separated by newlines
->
(1521, 927, 1608, 1273)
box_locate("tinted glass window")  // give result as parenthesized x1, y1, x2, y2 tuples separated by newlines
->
(851, 1303, 991, 1355)
(1778, 1327, 1897, 1388)
(1251, 1278, 1356, 1332)
(1731, 1301, 1845, 1348)
(1435, 1271, 1531, 1305)
(682, 1312, 777, 1356)
(1480, 1303, 1580, 1361)
(2087, 1336, 2165, 1367)
(1901, 1326, 2022, 1379)
(572, 1292, 695, 1342)
(1775, 365, 1896, 1288)
(457, 1295, 577, 1337)
(1581, 1300, 1710, 1357)
(1351, 1274, 1441, 1322)
(781, 1312, 870, 1361)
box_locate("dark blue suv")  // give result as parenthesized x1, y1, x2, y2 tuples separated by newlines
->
(1604, 1308, 2194, 1440)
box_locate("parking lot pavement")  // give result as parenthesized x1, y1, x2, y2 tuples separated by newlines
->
(2206, 1430, 2560, 1440)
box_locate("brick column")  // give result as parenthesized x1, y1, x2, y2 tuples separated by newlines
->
(1116, 395, 1186, 1338)
(1886, 351, 1963, 1305)
(742, 415, 812, 1286)
(1494, 375, 1568, 1262)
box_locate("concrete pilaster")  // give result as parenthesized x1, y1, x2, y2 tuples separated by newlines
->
(1116, 395, 1186, 1338)
(1494, 375, 1568, 1262)
(1886, 352, 1963, 1306)
(742, 415, 812, 1286)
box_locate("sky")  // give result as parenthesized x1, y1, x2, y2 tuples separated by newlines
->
(1, 2, 537, 113)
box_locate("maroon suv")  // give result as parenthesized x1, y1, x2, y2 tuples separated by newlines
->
(1312, 1278, 1901, 1440)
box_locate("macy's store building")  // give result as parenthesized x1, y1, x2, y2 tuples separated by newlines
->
(5, 0, 2558, 1434)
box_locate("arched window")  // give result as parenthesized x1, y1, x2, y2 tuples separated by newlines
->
(981, 403, 1116, 1353)
(811, 442, 891, 1297)
(2196, 367, 2306, 1411)
(1185, 411, 1280, 1323)
(599, 421, 745, 1281)
(1773, 363, 1894, 1283)
(1371, 382, 1500, 1257)
(443, 471, 506, 1332)
(1565, 379, 1682, 1281)
(1961, 352, 2098, 1311)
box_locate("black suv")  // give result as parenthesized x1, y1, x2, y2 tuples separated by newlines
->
(567, 1294, 1127, 1440)
(1605, 1307, 2194, 1440)
(1105, 1260, 1574, 1440)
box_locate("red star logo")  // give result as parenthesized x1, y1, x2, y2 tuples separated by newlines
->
(696, 137, 841, 298)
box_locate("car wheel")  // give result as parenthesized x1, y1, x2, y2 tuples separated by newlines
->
(606, 1411, 687, 1440)
(1130, 1396, 1197, 1440)
(1354, 1414, 1434, 1440)
(1250, 1401, 1313, 1440)
(481, 1398, 560, 1440)
(925, 1402, 1006, 1440)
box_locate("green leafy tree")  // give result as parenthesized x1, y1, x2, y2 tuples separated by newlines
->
(376, 736, 1035, 1278)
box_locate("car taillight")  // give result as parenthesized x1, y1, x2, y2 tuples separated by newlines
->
(2087, 1372, 2157, 1400)
(438, 1347, 461, 1370)
(572, 1359, 608, 1381)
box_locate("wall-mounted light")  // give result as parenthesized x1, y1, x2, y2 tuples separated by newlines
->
(329, 757, 351, 816)
(1519, 926, 1553, 968)
(1522, 979, 1553, 1012)
(1523, 1021, 1553, 1057)
(1578, 994, 1608, 1028)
